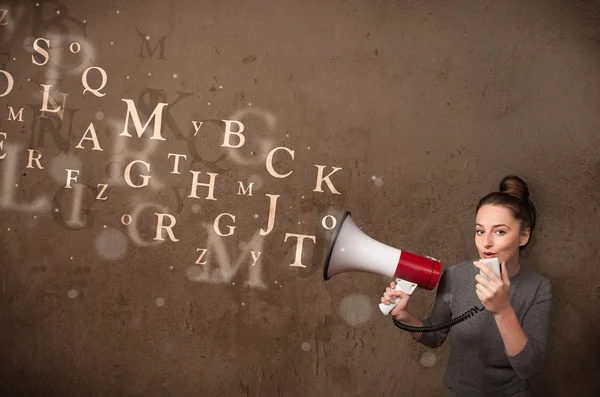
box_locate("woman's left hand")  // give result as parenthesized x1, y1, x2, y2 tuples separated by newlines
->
(473, 260, 512, 315)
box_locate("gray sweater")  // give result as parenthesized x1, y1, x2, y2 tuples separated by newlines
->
(416, 259, 552, 397)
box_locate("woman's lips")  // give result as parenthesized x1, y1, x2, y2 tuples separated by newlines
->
(483, 253, 497, 258)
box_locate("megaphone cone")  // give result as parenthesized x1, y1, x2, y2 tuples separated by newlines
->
(323, 212, 490, 329)
(323, 211, 441, 290)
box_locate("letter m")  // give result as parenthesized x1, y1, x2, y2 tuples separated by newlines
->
(120, 99, 167, 140)
(237, 181, 254, 196)
(136, 28, 167, 60)
(7, 106, 24, 122)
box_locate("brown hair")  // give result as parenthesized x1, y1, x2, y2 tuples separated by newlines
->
(476, 175, 537, 249)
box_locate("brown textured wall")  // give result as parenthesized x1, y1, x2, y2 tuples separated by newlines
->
(1, 0, 599, 396)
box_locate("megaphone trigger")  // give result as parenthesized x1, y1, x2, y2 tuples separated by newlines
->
(394, 278, 419, 295)
(379, 278, 417, 315)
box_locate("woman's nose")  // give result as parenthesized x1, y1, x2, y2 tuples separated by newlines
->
(483, 233, 493, 247)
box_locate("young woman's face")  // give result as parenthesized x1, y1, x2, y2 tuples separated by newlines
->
(475, 204, 530, 264)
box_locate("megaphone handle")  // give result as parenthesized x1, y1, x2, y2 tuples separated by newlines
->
(379, 278, 417, 315)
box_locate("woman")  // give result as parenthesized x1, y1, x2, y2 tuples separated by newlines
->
(381, 175, 552, 397)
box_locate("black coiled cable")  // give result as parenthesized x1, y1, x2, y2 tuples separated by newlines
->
(392, 306, 486, 332)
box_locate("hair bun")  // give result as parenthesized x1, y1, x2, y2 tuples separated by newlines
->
(499, 175, 530, 202)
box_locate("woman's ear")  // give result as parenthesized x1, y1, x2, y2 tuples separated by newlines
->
(519, 227, 531, 247)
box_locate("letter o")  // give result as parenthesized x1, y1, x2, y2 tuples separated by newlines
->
(322, 215, 337, 230)
(70, 42, 81, 53)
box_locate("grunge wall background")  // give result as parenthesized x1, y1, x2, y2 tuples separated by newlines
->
(1, 0, 599, 396)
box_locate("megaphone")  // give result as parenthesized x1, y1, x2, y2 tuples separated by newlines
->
(323, 211, 442, 315)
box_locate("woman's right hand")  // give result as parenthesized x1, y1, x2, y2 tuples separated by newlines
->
(381, 280, 411, 319)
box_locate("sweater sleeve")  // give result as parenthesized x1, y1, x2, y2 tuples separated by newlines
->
(506, 278, 552, 379)
(416, 267, 453, 348)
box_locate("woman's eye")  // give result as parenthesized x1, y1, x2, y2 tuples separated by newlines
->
(476, 230, 505, 235)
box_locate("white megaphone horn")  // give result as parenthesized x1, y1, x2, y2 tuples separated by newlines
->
(323, 211, 442, 315)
